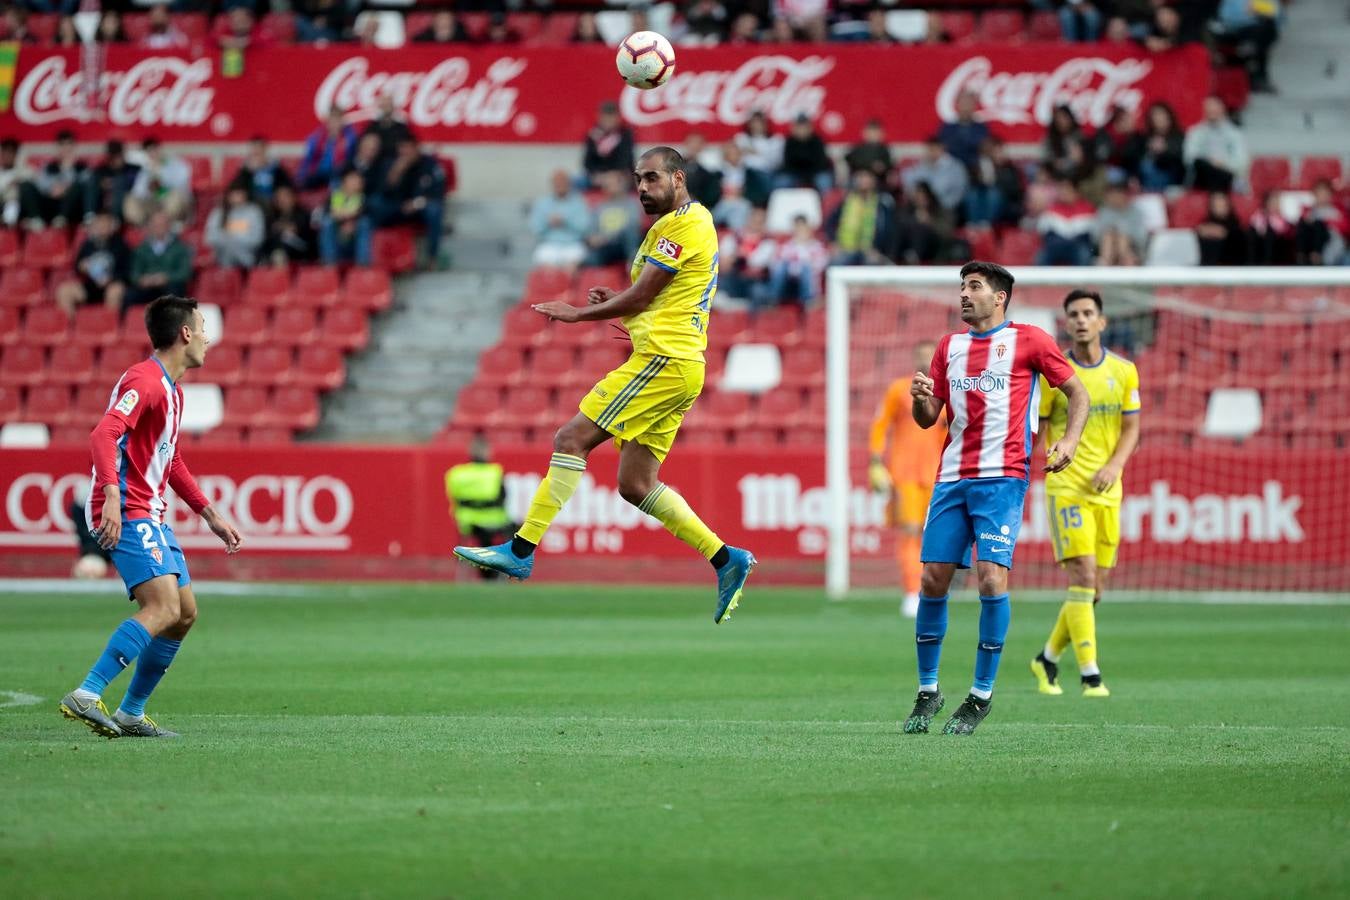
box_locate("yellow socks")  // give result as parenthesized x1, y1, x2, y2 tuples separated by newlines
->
(517, 453, 587, 545)
(1045, 603, 1071, 662)
(1062, 585, 1100, 676)
(639, 482, 722, 560)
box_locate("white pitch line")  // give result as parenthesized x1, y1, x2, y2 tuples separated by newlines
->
(0, 690, 44, 709)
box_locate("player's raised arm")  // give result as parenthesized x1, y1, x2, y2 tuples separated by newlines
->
(533, 263, 674, 323)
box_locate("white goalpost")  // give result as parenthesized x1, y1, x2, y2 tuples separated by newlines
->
(824, 266, 1350, 600)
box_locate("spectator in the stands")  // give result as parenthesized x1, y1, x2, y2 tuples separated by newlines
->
(482, 11, 521, 44)
(54, 15, 80, 47)
(1213, 0, 1280, 94)
(712, 142, 756, 229)
(352, 13, 382, 48)
(96, 10, 127, 43)
(1246, 191, 1295, 265)
(1035, 178, 1097, 266)
(1042, 105, 1084, 179)
(20, 129, 87, 229)
(736, 111, 784, 187)
(894, 182, 954, 265)
(581, 101, 636, 190)
(369, 137, 448, 269)
(343, 132, 384, 190)
(530, 169, 590, 269)
(298, 107, 358, 191)
(1137, 101, 1186, 191)
(1054, 0, 1104, 42)
(759, 215, 829, 309)
(777, 114, 833, 194)
(2, 8, 35, 43)
(826, 169, 897, 266)
(1063, 138, 1108, 206)
(584, 171, 642, 267)
(218, 7, 271, 50)
(728, 11, 761, 43)
(295, 0, 352, 44)
(1103, 16, 1133, 43)
(1092, 183, 1147, 266)
(1295, 180, 1349, 266)
(320, 170, 373, 266)
(964, 137, 1023, 228)
(901, 136, 968, 213)
(1141, 4, 1191, 52)
(1184, 96, 1249, 193)
(262, 185, 316, 266)
(1196, 191, 1249, 265)
(0, 138, 26, 228)
(777, 0, 829, 42)
(860, 8, 896, 44)
(85, 140, 137, 223)
(1024, 166, 1059, 221)
(937, 91, 989, 173)
(123, 137, 191, 227)
(844, 119, 893, 180)
(366, 92, 415, 164)
(682, 0, 729, 44)
(767, 16, 795, 43)
(683, 132, 724, 209)
(205, 186, 266, 269)
(1092, 106, 1138, 182)
(923, 13, 950, 43)
(56, 212, 130, 315)
(719, 207, 775, 301)
(229, 136, 294, 204)
(414, 10, 470, 43)
(127, 211, 192, 309)
(141, 4, 188, 49)
(572, 12, 604, 43)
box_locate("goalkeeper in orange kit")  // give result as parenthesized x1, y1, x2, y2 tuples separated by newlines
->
(868, 340, 948, 617)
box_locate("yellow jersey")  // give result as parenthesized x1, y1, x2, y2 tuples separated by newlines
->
(1038, 350, 1141, 506)
(626, 200, 718, 362)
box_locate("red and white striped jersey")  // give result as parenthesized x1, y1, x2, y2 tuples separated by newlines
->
(929, 321, 1075, 483)
(86, 357, 190, 529)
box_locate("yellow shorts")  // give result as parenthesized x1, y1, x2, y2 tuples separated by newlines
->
(579, 353, 704, 463)
(889, 481, 932, 529)
(1047, 493, 1120, 569)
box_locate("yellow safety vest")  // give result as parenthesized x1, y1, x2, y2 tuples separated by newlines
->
(445, 462, 511, 532)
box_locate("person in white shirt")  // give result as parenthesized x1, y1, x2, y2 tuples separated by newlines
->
(1183, 95, 1250, 193)
(123, 137, 192, 227)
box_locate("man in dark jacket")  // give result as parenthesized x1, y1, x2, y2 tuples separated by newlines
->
(777, 114, 834, 193)
(369, 137, 449, 268)
(581, 101, 635, 189)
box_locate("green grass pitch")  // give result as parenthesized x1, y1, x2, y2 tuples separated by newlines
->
(2, 584, 1347, 899)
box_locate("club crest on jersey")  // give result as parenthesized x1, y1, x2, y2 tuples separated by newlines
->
(114, 389, 139, 416)
(996, 343, 1007, 359)
(149, 546, 163, 564)
(655, 237, 683, 259)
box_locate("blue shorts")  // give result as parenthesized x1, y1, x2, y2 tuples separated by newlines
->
(920, 477, 1029, 570)
(111, 519, 191, 597)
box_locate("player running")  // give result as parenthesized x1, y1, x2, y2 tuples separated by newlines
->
(454, 147, 756, 622)
(59, 296, 243, 738)
(903, 262, 1089, 735)
(869, 340, 948, 618)
(1030, 290, 1141, 698)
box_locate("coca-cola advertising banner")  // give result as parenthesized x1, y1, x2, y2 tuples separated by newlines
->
(0, 443, 1343, 590)
(2, 43, 1210, 144)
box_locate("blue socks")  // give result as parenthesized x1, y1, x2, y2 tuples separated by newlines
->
(119, 637, 183, 717)
(79, 619, 152, 695)
(973, 594, 1012, 697)
(915, 594, 949, 690)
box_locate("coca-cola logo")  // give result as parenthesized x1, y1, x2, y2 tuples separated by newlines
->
(14, 56, 214, 127)
(936, 56, 1151, 129)
(620, 54, 833, 127)
(314, 56, 524, 131)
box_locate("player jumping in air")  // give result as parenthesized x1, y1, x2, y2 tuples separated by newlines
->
(1030, 290, 1141, 698)
(904, 262, 1089, 735)
(454, 147, 756, 622)
(59, 296, 243, 738)
(869, 340, 949, 619)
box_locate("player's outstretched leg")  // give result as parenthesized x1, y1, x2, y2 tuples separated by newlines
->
(453, 540, 535, 580)
(712, 545, 757, 624)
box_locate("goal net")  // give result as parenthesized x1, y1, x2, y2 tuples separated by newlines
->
(824, 267, 1350, 600)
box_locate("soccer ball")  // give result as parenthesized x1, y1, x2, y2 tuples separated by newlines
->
(616, 31, 676, 90)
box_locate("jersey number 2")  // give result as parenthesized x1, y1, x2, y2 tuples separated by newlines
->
(136, 522, 160, 549)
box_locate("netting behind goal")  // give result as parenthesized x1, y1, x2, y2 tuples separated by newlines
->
(824, 267, 1350, 599)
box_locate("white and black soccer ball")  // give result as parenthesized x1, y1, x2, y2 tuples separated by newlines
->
(616, 31, 675, 90)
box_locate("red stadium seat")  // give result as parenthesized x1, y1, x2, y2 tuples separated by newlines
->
(340, 267, 392, 312)
(695, 391, 753, 429)
(247, 426, 293, 444)
(1249, 156, 1292, 195)
(500, 305, 549, 347)
(452, 386, 501, 429)
(271, 307, 319, 345)
(97, 344, 147, 379)
(266, 387, 319, 430)
(734, 426, 783, 448)
(177, 13, 208, 42)
(186, 425, 247, 447)
(0, 386, 21, 423)
(24, 385, 72, 425)
(72, 305, 120, 348)
(497, 386, 553, 428)
(577, 344, 628, 373)
(1211, 66, 1250, 117)
(223, 387, 269, 428)
(998, 229, 1041, 266)
(244, 346, 295, 387)
(317, 307, 368, 351)
(21, 228, 70, 270)
(1299, 156, 1343, 189)
(373, 228, 416, 273)
(538, 12, 579, 45)
(938, 11, 976, 42)
(525, 267, 573, 302)
(261, 12, 295, 43)
(294, 345, 346, 391)
(753, 389, 807, 429)
(24, 305, 70, 347)
(976, 10, 1025, 42)
(576, 266, 626, 293)
(0, 268, 47, 309)
(46, 345, 95, 386)
(224, 305, 268, 345)
(195, 267, 242, 306)
(476, 345, 527, 389)
(184, 156, 217, 191)
(0, 230, 18, 268)
(506, 12, 542, 41)
(294, 266, 341, 308)
(779, 346, 825, 389)
(1168, 192, 1210, 228)
(48, 424, 90, 445)
(27, 13, 59, 43)
(202, 344, 244, 387)
(750, 308, 804, 347)
(0, 308, 20, 346)
(1027, 10, 1061, 41)
(121, 13, 150, 42)
(527, 345, 577, 376)
(244, 267, 292, 307)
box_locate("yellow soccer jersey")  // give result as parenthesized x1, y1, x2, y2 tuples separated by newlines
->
(1039, 350, 1141, 506)
(625, 200, 718, 362)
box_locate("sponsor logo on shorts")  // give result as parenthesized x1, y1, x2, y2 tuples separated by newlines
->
(114, 389, 139, 415)
(979, 530, 1014, 545)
